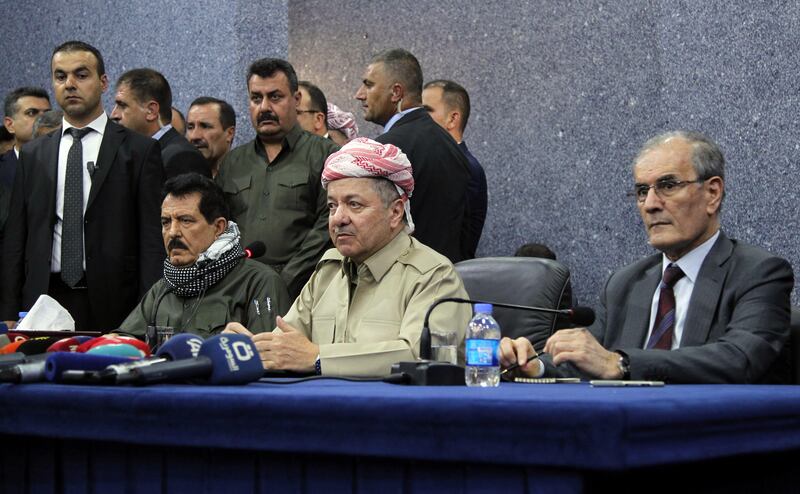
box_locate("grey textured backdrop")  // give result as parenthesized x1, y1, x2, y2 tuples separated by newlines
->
(1, 0, 797, 307)
(289, 0, 800, 306)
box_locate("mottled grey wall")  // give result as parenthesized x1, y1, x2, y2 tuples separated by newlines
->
(289, 0, 800, 306)
(0, 0, 288, 145)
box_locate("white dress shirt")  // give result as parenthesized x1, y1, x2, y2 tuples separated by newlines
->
(383, 106, 422, 133)
(51, 112, 108, 273)
(644, 230, 720, 349)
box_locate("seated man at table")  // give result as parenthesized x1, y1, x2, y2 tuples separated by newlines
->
(225, 138, 471, 377)
(500, 131, 794, 384)
(119, 173, 291, 338)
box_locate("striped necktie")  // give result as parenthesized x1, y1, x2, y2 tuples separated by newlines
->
(646, 264, 685, 350)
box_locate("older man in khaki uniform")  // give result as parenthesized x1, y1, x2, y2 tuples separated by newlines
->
(225, 138, 471, 378)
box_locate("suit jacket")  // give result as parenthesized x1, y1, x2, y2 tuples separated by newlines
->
(0, 119, 165, 330)
(0, 150, 17, 253)
(548, 232, 793, 383)
(376, 109, 472, 263)
(159, 127, 210, 179)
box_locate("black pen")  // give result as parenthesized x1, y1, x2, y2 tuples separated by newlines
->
(501, 351, 547, 375)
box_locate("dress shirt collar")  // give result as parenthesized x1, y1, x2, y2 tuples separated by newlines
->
(62, 112, 107, 137)
(153, 124, 173, 140)
(661, 229, 720, 284)
(383, 106, 421, 133)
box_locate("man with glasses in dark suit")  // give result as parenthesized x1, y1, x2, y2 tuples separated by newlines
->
(500, 131, 793, 384)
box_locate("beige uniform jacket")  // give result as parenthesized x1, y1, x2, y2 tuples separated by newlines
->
(283, 231, 471, 377)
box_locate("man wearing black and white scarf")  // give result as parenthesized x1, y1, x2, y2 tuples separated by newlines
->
(118, 173, 290, 338)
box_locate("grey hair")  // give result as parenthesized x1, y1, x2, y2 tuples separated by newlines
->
(32, 109, 63, 136)
(370, 178, 407, 224)
(635, 130, 725, 180)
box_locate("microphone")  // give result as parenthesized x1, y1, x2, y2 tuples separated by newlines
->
(46, 335, 95, 353)
(65, 333, 205, 384)
(112, 334, 262, 385)
(87, 161, 97, 176)
(244, 241, 266, 259)
(45, 353, 135, 383)
(148, 241, 267, 329)
(388, 297, 595, 386)
(0, 352, 133, 384)
(86, 343, 144, 358)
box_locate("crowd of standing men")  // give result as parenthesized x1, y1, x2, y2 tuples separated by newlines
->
(0, 41, 486, 335)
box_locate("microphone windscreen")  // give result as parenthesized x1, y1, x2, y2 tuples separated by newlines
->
(86, 343, 144, 359)
(156, 333, 204, 360)
(0, 339, 27, 355)
(200, 334, 263, 384)
(244, 241, 266, 259)
(0, 335, 9, 348)
(570, 307, 596, 327)
(45, 353, 132, 383)
(109, 336, 151, 357)
(47, 335, 94, 353)
(16, 337, 61, 355)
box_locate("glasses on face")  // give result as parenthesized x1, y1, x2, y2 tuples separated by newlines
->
(628, 177, 706, 203)
(296, 109, 322, 115)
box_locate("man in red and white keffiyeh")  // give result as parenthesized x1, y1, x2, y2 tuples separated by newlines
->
(326, 102, 359, 145)
(322, 137, 414, 234)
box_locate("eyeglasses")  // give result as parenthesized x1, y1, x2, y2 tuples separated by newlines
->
(629, 178, 706, 202)
(296, 109, 322, 115)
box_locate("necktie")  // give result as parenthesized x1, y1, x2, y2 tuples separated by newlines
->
(61, 127, 92, 287)
(646, 264, 685, 350)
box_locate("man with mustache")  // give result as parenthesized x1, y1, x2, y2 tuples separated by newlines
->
(186, 96, 236, 178)
(500, 131, 794, 383)
(216, 58, 339, 298)
(0, 40, 164, 331)
(224, 138, 471, 378)
(119, 173, 289, 338)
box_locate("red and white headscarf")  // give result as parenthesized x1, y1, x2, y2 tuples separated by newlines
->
(322, 137, 415, 233)
(326, 103, 359, 141)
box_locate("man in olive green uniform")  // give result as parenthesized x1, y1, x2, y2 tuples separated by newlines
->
(216, 58, 338, 299)
(225, 138, 471, 378)
(119, 173, 290, 339)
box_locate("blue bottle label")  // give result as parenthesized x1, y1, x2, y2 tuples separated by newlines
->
(466, 339, 499, 366)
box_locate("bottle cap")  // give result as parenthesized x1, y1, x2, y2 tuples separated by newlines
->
(18, 311, 28, 319)
(473, 303, 493, 315)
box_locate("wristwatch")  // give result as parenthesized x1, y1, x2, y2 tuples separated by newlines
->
(615, 350, 630, 380)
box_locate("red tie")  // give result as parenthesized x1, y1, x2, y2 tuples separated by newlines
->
(646, 264, 685, 350)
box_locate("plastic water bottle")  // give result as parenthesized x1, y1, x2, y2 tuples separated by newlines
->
(16, 311, 28, 328)
(465, 303, 501, 387)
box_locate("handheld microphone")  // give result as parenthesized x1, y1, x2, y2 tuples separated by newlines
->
(114, 334, 262, 385)
(45, 353, 136, 383)
(86, 343, 144, 358)
(148, 241, 267, 328)
(67, 333, 205, 384)
(47, 335, 95, 353)
(15, 337, 61, 355)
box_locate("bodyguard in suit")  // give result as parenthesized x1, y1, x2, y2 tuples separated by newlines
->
(500, 131, 794, 383)
(354, 49, 472, 264)
(110, 68, 209, 179)
(0, 40, 165, 331)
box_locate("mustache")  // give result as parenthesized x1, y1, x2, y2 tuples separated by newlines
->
(168, 238, 188, 251)
(333, 228, 355, 236)
(257, 112, 279, 124)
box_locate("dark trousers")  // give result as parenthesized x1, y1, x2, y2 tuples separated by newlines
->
(48, 273, 93, 331)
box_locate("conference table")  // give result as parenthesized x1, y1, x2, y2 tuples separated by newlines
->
(2, 379, 800, 493)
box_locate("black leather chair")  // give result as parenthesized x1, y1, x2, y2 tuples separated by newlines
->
(454, 257, 574, 352)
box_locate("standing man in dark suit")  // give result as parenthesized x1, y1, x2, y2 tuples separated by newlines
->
(0, 40, 165, 331)
(110, 68, 209, 178)
(500, 131, 794, 383)
(422, 79, 487, 258)
(354, 49, 472, 264)
(1, 88, 52, 250)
